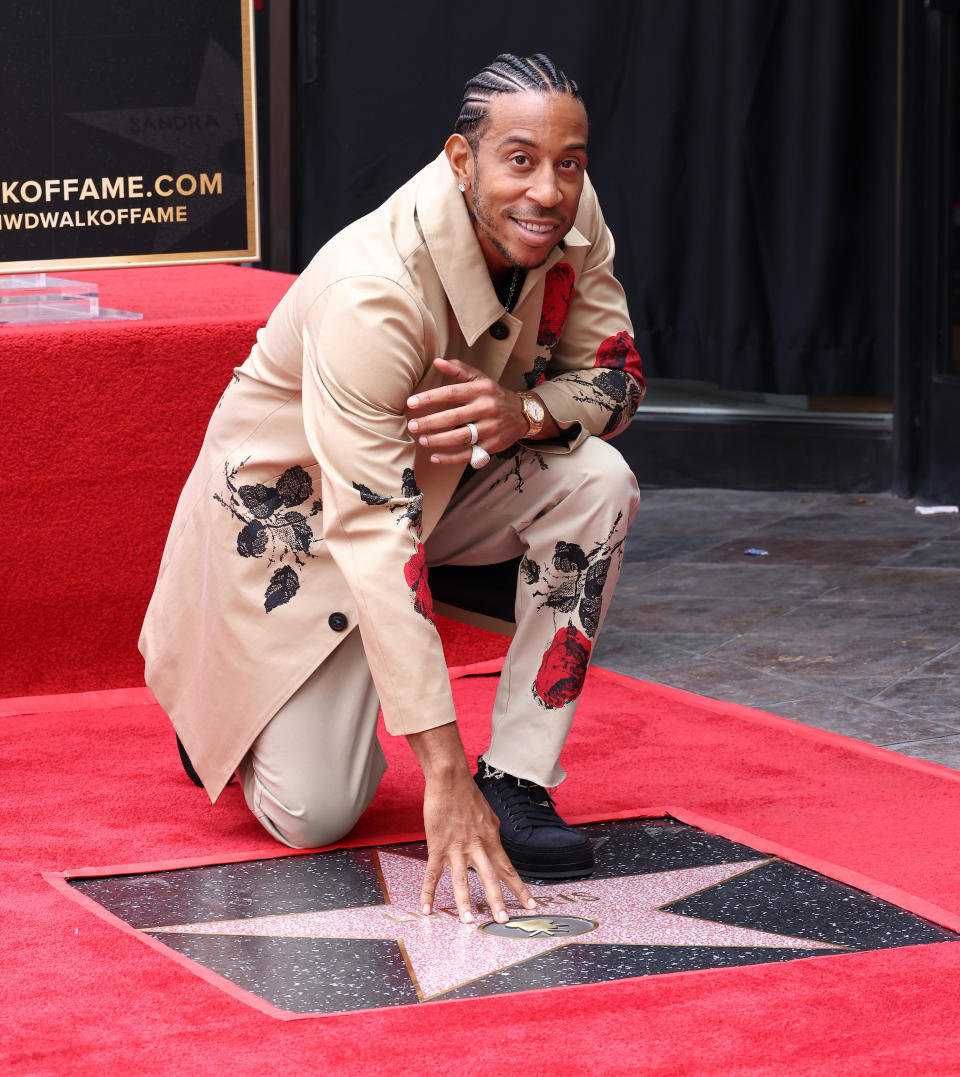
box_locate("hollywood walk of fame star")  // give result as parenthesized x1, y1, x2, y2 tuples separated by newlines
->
(145, 850, 849, 1002)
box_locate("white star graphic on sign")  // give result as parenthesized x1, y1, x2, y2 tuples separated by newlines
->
(68, 39, 246, 250)
(146, 852, 847, 1001)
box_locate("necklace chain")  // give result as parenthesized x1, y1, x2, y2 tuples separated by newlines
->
(504, 267, 520, 312)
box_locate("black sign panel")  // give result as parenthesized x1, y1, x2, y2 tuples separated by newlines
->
(0, 0, 258, 272)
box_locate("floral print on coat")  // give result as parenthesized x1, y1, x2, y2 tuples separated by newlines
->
(215, 460, 322, 613)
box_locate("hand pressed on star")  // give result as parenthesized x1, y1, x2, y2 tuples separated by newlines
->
(418, 765, 537, 925)
(406, 722, 537, 925)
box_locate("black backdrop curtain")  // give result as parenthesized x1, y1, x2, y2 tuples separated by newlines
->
(291, 0, 896, 396)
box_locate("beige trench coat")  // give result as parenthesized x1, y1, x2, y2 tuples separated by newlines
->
(139, 152, 644, 800)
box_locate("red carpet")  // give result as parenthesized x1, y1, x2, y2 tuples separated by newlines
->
(4, 663, 960, 1075)
(1, 265, 296, 699)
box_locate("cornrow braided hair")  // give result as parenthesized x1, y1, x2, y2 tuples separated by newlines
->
(455, 53, 583, 151)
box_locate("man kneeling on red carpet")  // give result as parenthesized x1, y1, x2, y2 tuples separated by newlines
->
(140, 53, 643, 926)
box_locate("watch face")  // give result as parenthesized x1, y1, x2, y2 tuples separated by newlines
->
(525, 397, 545, 423)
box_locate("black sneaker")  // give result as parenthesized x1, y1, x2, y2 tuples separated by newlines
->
(475, 757, 594, 880)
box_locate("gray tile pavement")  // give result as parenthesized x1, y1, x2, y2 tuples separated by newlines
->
(595, 490, 960, 770)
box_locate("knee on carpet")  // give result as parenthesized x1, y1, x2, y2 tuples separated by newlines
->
(246, 770, 374, 850)
(281, 807, 363, 850)
(266, 793, 368, 850)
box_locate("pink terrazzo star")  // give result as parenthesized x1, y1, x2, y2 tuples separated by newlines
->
(148, 851, 845, 1001)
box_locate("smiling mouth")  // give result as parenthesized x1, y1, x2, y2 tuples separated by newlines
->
(511, 217, 562, 240)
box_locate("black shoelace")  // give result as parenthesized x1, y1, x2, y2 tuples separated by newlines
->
(497, 781, 568, 832)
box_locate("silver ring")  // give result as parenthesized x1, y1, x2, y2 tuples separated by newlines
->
(465, 422, 479, 445)
(470, 445, 491, 469)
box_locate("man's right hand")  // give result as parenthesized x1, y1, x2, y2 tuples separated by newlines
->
(407, 723, 537, 924)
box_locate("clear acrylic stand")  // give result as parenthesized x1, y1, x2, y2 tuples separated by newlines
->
(0, 273, 142, 325)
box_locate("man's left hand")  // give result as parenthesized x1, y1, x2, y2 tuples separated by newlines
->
(406, 357, 537, 464)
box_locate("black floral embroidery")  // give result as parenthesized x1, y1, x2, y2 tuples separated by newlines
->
(552, 369, 642, 439)
(277, 465, 314, 506)
(214, 459, 321, 613)
(486, 444, 549, 495)
(553, 541, 589, 573)
(264, 565, 300, 612)
(598, 371, 644, 436)
(523, 512, 626, 641)
(353, 467, 423, 535)
(238, 483, 282, 519)
(520, 556, 540, 585)
(354, 486, 390, 506)
(237, 519, 270, 557)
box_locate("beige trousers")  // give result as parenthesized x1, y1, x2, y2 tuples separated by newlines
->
(240, 436, 640, 848)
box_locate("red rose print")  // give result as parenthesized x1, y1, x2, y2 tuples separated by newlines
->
(537, 263, 576, 348)
(403, 543, 435, 624)
(595, 331, 645, 387)
(533, 625, 592, 709)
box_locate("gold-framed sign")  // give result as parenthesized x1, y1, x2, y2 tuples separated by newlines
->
(0, 0, 259, 273)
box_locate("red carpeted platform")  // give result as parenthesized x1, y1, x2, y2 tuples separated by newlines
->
(4, 663, 960, 1075)
(2, 265, 297, 698)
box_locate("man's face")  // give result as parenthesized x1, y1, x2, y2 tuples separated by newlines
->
(466, 90, 589, 277)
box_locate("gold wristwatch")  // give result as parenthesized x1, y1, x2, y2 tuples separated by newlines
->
(519, 392, 546, 438)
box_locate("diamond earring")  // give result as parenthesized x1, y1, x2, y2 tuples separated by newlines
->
(458, 181, 467, 193)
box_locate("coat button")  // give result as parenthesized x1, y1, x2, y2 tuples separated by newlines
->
(489, 321, 510, 340)
(328, 612, 348, 632)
